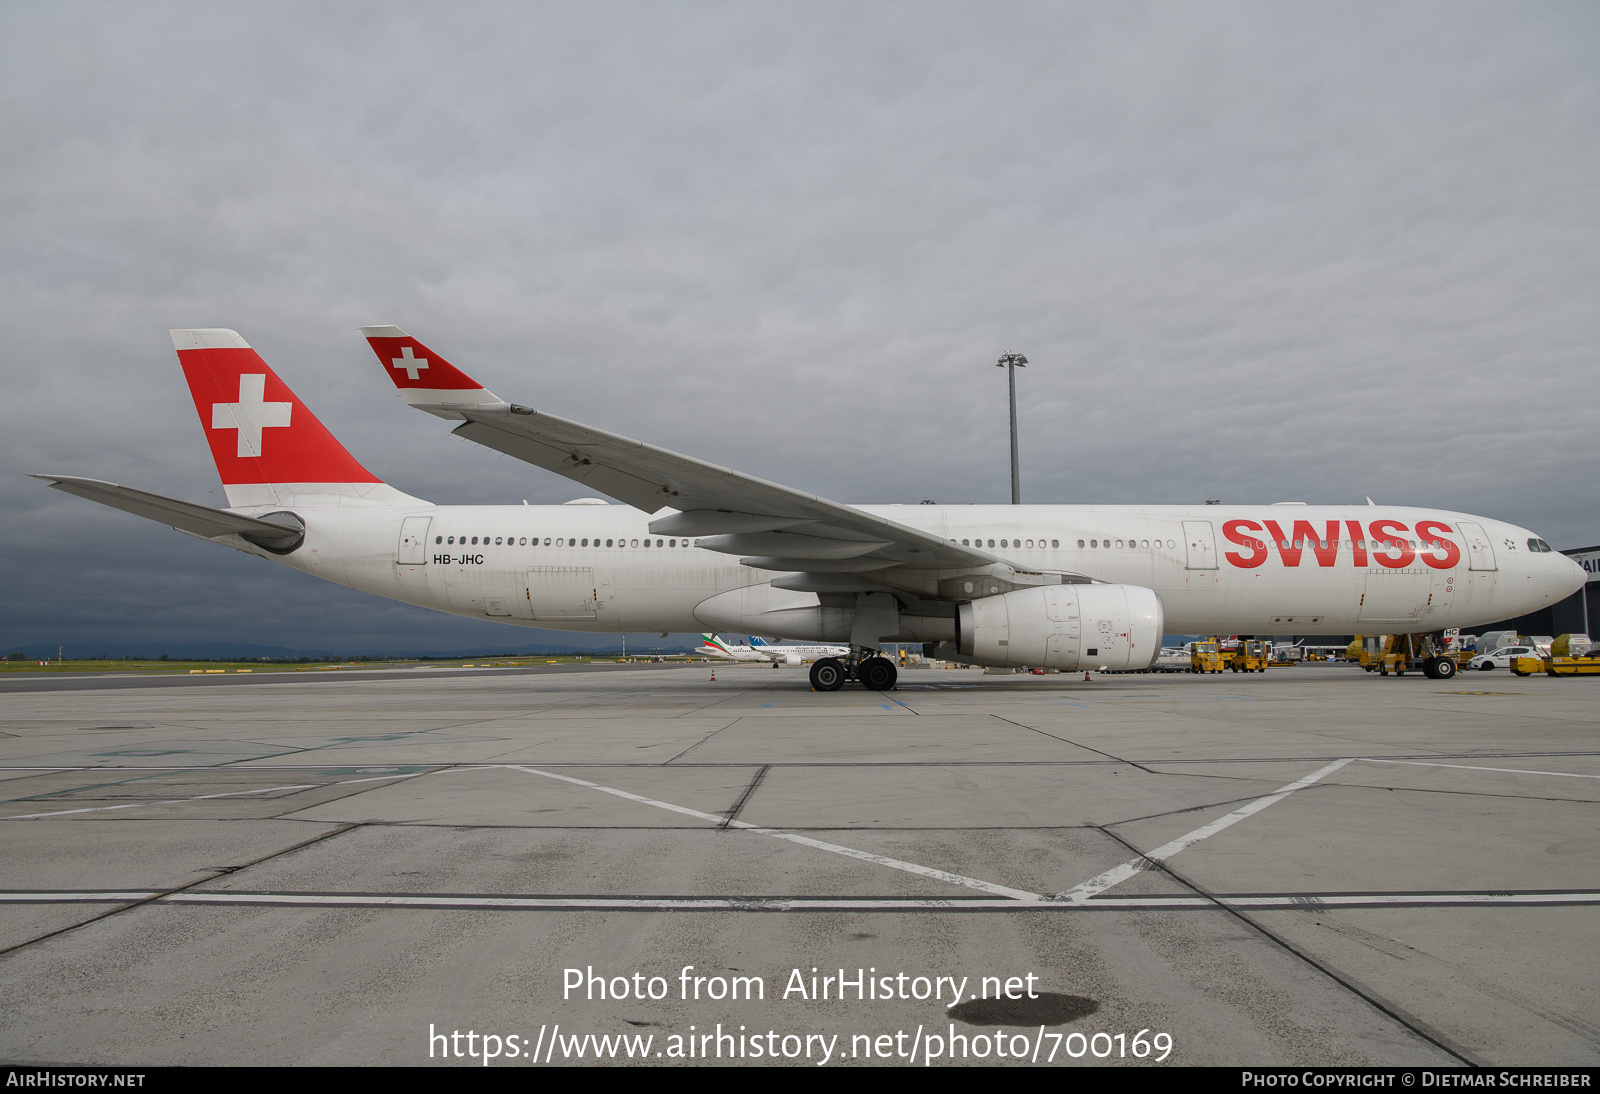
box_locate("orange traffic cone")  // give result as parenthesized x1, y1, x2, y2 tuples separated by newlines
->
(1083, 671, 1092, 682)
(710, 668, 717, 682)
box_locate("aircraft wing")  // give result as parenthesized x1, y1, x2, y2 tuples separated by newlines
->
(360, 327, 1079, 590)
(32, 475, 305, 550)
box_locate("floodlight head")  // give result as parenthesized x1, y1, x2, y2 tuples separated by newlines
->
(995, 352, 1028, 368)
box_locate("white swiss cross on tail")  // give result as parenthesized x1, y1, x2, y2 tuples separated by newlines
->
(212, 374, 292, 457)
(391, 346, 428, 381)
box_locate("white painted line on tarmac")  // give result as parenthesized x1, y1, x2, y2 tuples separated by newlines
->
(0, 770, 427, 820)
(1057, 758, 1355, 904)
(507, 765, 1043, 901)
(1360, 759, 1600, 780)
(3, 889, 1596, 913)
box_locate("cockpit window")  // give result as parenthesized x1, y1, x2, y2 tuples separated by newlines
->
(1527, 538, 1553, 553)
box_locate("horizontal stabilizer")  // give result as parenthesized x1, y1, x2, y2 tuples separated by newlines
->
(32, 475, 304, 550)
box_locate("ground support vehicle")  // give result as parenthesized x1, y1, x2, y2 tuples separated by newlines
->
(1350, 637, 1380, 670)
(1372, 633, 1460, 680)
(1190, 641, 1226, 674)
(1269, 644, 1304, 667)
(1510, 635, 1598, 677)
(1512, 655, 1600, 677)
(1229, 640, 1270, 673)
(1152, 647, 1192, 673)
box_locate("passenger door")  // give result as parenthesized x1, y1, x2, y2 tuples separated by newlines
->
(397, 516, 432, 565)
(1181, 521, 1218, 570)
(1457, 521, 1497, 571)
(395, 516, 432, 594)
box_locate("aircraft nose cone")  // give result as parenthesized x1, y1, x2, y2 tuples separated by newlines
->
(1566, 555, 1589, 593)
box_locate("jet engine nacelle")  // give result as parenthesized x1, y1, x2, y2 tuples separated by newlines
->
(782, 652, 802, 666)
(957, 584, 1164, 670)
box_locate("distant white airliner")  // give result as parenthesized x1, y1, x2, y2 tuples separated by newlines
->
(697, 634, 850, 665)
(747, 637, 851, 664)
(697, 634, 771, 663)
(35, 327, 1585, 692)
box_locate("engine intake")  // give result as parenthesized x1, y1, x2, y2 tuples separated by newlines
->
(957, 584, 1163, 670)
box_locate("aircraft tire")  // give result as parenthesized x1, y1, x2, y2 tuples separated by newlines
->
(1434, 657, 1456, 680)
(858, 657, 898, 691)
(810, 658, 846, 692)
(1421, 657, 1440, 679)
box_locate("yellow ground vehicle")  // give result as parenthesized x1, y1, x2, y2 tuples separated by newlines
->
(1512, 634, 1600, 677)
(1360, 633, 1461, 679)
(1228, 639, 1270, 673)
(1511, 655, 1600, 677)
(1190, 641, 1225, 674)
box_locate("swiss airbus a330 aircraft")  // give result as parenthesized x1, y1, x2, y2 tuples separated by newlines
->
(36, 328, 1584, 691)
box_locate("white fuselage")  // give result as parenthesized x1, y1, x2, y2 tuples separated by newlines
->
(246, 502, 1584, 641)
(750, 641, 851, 661)
(698, 640, 772, 662)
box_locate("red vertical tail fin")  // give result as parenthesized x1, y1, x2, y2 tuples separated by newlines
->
(172, 329, 421, 508)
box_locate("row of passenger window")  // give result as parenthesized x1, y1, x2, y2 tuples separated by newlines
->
(431, 532, 1469, 554)
(1238, 538, 1444, 550)
(435, 535, 691, 548)
(954, 537, 1180, 550)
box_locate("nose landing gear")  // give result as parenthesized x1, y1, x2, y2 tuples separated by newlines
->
(1422, 655, 1457, 680)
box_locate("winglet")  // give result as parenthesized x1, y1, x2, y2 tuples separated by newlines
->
(359, 326, 508, 420)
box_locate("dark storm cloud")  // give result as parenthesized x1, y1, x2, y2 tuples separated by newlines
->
(3, 2, 1597, 651)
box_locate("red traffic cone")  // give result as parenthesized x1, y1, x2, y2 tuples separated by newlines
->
(710, 668, 717, 682)
(1083, 670, 1092, 681)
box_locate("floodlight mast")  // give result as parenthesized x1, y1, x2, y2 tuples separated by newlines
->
(996, 352, 1028, 504)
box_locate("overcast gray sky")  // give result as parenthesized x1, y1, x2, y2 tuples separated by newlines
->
(3, 1, 1597, 654)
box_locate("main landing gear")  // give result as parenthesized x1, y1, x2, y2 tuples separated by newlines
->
(809, 652, 898, 692)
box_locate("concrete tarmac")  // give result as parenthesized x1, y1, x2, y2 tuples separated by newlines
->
(1, 661, 1596, 1067)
